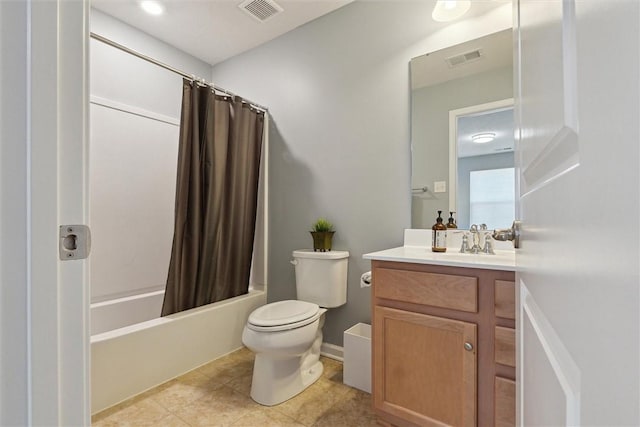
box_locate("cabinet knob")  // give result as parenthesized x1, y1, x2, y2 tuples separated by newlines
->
(464, 342, 474, 351)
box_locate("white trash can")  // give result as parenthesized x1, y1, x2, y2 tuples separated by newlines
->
(343, 323, 371, 393)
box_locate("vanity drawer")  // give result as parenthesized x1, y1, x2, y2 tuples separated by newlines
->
(374, 268, 477, 313)
(495, 280, 516, 320)
(495, 326, 516, 367)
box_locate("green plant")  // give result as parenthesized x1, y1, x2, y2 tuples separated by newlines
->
(311, 218, 334, 232)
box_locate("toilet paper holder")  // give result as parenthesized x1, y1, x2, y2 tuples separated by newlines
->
(360, 271, 372, 288)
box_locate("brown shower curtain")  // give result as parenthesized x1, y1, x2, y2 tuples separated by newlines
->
(161, 79, 265, 316)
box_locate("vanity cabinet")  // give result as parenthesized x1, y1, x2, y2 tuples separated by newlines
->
(371, 260, 515, 427)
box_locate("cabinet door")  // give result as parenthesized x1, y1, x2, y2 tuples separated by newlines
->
(374, 306, 477, 427)
(495, 377, 516, 427)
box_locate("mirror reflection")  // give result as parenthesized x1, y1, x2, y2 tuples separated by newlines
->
(410, 29, 514, 230)
(451, 100, 515, 229)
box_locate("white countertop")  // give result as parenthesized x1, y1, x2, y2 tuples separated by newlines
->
(363, 246, 516, 271)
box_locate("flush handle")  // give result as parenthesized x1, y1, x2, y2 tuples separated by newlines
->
(492, 220, 522, 249)
(290, 259, 298, 266)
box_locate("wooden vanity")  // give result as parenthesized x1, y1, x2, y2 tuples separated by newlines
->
(365, 246, 516, 427)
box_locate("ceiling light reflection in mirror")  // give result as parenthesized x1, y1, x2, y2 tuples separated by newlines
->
(471, 133, 496, 144)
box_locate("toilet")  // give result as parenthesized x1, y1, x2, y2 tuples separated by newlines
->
(242, 249, 349, 406)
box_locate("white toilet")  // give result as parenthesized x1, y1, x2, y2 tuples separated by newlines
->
(242, 249, 349, 406)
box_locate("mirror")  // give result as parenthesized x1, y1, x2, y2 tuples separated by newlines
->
(410, 29, 514, 230)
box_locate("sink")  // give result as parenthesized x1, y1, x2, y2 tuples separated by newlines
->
(363, 246, 516, 271)
(362, 229, 516, 271)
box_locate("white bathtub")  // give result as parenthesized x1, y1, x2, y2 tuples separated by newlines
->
(91, 289, 266, 414)
(91, 289, 166, 335)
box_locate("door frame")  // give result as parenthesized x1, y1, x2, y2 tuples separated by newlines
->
(0, 0, 90, 424)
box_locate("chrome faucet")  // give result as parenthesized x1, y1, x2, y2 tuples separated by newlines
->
(459, 224, 495, 255)
(459, 233, 471, 253)
(468, 224, 481, 254)
(481, 231, 495, 254)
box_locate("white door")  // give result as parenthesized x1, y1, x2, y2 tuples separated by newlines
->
(515, 0, 639, 425)
(0, 0, 90, 425)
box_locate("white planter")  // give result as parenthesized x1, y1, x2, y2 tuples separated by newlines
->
(343, 323, 371, 393)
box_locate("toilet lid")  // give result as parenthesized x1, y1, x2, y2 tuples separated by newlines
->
(248, 300, 319, 328)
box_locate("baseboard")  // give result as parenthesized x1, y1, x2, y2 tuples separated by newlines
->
(320, 342, 344, 361)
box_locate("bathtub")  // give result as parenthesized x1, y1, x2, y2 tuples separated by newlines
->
(91, 289, 166, 335)
(90, 289, 266, 414)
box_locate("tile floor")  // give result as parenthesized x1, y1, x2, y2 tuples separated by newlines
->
(92, 347, 379, 426)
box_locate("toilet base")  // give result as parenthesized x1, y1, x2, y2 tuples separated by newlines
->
(249, 325, 324, 406)
(250, 354, 323, 406)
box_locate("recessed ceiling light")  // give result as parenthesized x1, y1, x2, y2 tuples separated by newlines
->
(443, 0, 458, 10)
(432, 0, 471, 22)
(140, 0, 165, 16)
(471, 133, 496, 144)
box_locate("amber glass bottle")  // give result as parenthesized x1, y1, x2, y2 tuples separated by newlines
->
(446, 211, 458, 229)
(432, 210, 447, 252)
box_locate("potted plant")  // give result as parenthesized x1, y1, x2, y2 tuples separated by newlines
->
(310, 218, 335, 252)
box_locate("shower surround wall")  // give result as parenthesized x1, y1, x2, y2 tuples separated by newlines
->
(210, 1, 511, 346)
(90, 10, 212, 304)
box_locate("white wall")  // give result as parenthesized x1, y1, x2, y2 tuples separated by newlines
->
(90, 10, 213, 302)
(210, 2, 512, 345)
(91, 10, 212, 88)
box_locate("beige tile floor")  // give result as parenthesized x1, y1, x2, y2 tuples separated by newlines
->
(92, 347, 379, 426)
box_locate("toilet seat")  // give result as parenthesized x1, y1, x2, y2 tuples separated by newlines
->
(247, 300, 321, 332)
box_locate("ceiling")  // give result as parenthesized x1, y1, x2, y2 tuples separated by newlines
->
(91, 0, 354, 66)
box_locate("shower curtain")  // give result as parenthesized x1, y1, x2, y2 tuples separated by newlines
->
(162, 79, 265, 316)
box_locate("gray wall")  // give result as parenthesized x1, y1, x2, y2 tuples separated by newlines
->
(1, 1, 29, 423)
(211, 1, 511, 345)
(457, 152, 514, 229)
(411, 66, 513, 229)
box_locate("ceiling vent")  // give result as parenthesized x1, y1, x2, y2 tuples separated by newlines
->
(445, 49, 483, 68)
(239, 0, 283, 22)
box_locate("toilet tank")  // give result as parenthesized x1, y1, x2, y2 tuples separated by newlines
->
(292, 249, 349, 308)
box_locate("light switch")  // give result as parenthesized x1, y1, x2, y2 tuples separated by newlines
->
(434, 181, 447, 193)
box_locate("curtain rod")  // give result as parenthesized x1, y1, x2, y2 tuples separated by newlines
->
(90, 32, 268, 113)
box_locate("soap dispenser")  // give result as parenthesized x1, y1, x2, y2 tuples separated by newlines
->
(446, 212, 458, 229)
(432, 210, 447, 252)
